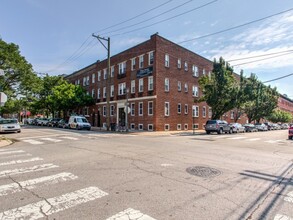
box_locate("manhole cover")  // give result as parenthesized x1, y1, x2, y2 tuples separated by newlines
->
(186, 166, 221, 178)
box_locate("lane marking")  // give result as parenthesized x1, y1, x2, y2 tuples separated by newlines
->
(0, 186, 108, 219)
(0, 157, 43, 166)
(227, 137, 246, 140)
(0, 172, 78, 196)
(0, 153, 32, 159)
(106, 208, 156, 220)
(161, 163, 173, 167)
(284, 191, 293, 203)
(0, 150, 25, 156)
(39, 138, 62, 143)
(274, 214, 293, 220)
(264, 140, 284, 144)
(0, 164, 59, 178)
(18, 133, 82, 140)
(22, 139, 44, 145)
(60, 136, 79, 140)
(247, 138, 261, 141)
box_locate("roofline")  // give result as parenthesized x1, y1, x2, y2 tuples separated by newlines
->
(279, 94, 293, 103)
(64, 62, 96, 79)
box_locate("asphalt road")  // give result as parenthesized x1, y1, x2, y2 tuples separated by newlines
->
(0, 126, 292, 220)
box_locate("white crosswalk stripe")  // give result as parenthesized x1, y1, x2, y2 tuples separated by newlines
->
(274, 214, 293, 220)
(247, 138, 261, 141)
(60, 136, 79, 140)
(0, 153, 32, 159)
(0, 172, 78, 196)
(0, 164, 59, 178)
(106, 208, 156, 220)
(0, 186, 108, 220)
(284, 191, 293, 203)
(22, 139, 44, 145)
(39, 137, 62, 143)
(0, 150, 25, 156)
(0, 157, 43, 166)
(227, 137, 246, 140)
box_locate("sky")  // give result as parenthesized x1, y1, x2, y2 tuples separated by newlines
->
(1, 0, 293, 98)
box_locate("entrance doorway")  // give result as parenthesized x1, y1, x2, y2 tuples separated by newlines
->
(118, 107, 125, 127)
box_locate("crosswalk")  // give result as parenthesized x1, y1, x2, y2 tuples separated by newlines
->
(209, 135, 288, 144)
(0, 147, 156, 219)
(274, 189, 293, 219)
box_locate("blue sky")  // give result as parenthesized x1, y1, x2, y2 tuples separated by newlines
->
(1, 0, 293, 98)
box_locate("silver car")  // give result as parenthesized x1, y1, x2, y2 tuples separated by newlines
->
(0, 118, 21, 133)
(229, 123, 245, 133)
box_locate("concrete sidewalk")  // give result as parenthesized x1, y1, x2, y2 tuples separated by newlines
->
(0, 137, 13, 148)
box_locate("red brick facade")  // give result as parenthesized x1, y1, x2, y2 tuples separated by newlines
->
(65, 34, 280, 131)
(278, 95, 293, 117)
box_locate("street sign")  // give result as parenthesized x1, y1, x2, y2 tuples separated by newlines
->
(0, 92, 7, 103)
(125, 106, 131, 114)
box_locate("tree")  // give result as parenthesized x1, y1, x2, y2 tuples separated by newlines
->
(198, 57, 238, 119)
(267, 109, 293, 123)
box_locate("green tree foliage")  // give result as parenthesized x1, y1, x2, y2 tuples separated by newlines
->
(242, 74, 279, 123)
(267, 109, 293, 123)
(198, 57, 238, 119)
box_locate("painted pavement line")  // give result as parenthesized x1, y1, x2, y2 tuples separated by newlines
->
(274, 214, 293, 220)
(106, 208, 156, 220)
(0, 157, 43, 166)
(39, 137, 62, 143)
(284, 191, 293, 203)
(227, 137, 246, 140)
(60, 136, 79, 140)
(0, 186, 108, 219)
(22, 139, 44, 145)
(0, 164, 59, 178)
(18, 133, 82, 140)
(0, 150, 25, 156)
(247, 138, 261, 141)
(0, 172, 78, 196)
(0, 153, 32, 159)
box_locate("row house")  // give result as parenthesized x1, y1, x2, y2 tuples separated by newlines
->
(65, 34, 247, 131)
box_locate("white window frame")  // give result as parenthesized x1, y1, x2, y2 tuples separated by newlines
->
(119, 62, 126, 74)
(139, 102, 143, 116)
(203, 106, 206, 118)
(178, 103, 181, 114)
(148, 101, 153, 116)
(98, 71, 101, 81)
(184, 83, 188, 92)
(177, 124, 182, 130)
(231, 111, 235, 119)
(92, 73, 95, 83)
(177, 58, 181, 69)
(97, 88, 100, 99)
(103, 68, 107, 80)
(131, 58, 136, 71)
(130, 123, 135, 130)
(184, 61, 188, 71)
(192, 65, 199, 77)
(148, 76, 153, 91)
(131, 103, 135, 116)
(165, 54, 169, 67)
(86, 76, 89, 85)
(203, 68, 206, 76)
(165, 78, 169, 92)
(209, 107, 212, 118)
(192, 85, 199, 97)
(185, 104, 188, 114)
(139, 78, 144, 92)
(139, 55, 144, 68)
(131, 80, 135, 94)
(110, 85, 114, 97)
(110, 105, 114, 116)
(192, 105, 199, 117)
(165, 102, 170, 116)
(138, 124, 143, 130)
(148, 124, 153, 131)
(91, 89, 95, 98)
(148, 51, 154, 65)
(184, 124, 188, 130)
(118, 82, 126, 95)
(178, 81, 181, 91)
(111, 66, 115, 78)
(103, 87, 106, 98)
(164, 124, 170, 131)
(103, 106, 106, 117)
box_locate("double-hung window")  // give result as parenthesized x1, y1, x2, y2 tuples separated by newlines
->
(148, 76, 153, 91)
(165, 54, 169, 67)
(131, 58, 136, 70)
(178, 81, 181, 91)
(118, 82, 126, 95)
(165, 102, 170, 116)
(165, 78, 169, 92)
(119, 62, 126, 74)
(139, 78, 143, 92)
(103, 69, 107, 80)
(131, 80, 135, 94)
(184, 83, 188, 92)
(110, 85, 114, 97)
(148, 51, 154, 65)
(91, 89, 95, 98)
(92, 73, 95, 83)
(148, 101, 153, 115)
(178, 103, 181, 114)
(103, 87, 106, 98)
(139, 55, 144, 68)
(192, 65, 199, 77)
(192, 105, 199, 117)
(203, 106, 206, 118)
(111, 66, 115, 78)
(184, 104, 188, 114)
(131, 103, 135, 116)
(98, 71, 101, 81)
(177, 58, 181, 69)
(139, 102, 143, 116)
(184, 62, 188, 71)
(97, 88, 100, 99)
(192, 85, 198, 97)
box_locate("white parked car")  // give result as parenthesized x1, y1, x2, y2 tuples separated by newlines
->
(0, 118, 21, 133)
(68, 116, 91, 130)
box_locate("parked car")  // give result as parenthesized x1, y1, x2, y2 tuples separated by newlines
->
(0, 118, 21, 133)
(254, 123, 268, 131)
(243, 124, 258, 132)
(229, 123, 245, 133)
(47, 118, 61, 127)
(280, 123, 289, 129)
(57, 119, 69, 129)
(24, 118, 34, 125)
(68, 116, 91, 130)
(36, 118, 49, 126)
(289, 125, 293, 140)
(205, 120, 232, 134)
(264, 122, 273, 130)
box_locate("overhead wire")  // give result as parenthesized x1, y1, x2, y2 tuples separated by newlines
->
(263, 73, 293, 83)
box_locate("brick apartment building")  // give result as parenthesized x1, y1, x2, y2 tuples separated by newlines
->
(65, 34, 247, 131)
(278, 95, 293, 117)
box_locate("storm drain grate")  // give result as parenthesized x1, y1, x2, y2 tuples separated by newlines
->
(186, 166, 221, 178)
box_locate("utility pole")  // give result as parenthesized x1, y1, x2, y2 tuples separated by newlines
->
(92, 34, 111, 131)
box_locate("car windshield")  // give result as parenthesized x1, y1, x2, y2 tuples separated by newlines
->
(0, 119, 18, 124)
(76, 118, 88, 123)
(206, 120, 216, 124)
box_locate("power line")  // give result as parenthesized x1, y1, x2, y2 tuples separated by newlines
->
(263, 73, 293, 83)
(177, 7, 293, 44)
(111, 0, 218, 37)
(100, 0, 194, 35)
(227, 49, 293, 62)
(94, 0, 173, 34)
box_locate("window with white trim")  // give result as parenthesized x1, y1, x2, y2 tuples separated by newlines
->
(184, 124, 188, 130)
(165, 78, 169, 92)
(83, 77, 86, 86)
(231, 111, 235, 119)
(119, 62, 126, 74)
(98, 71, 101, 81)
(203, 68, 206, 76)
(110, 85, 114, 97)
(177, 58, 181, 69)
(185, 104, 188, 114)
(192, 65, 199, 77)
(131, 80, 135, 94)
(148, 76, 153, 91)
(110, 105, 114, 116)
(208, 71, 211, 79)
(148, 101, 153, 116)
(139, 55, 144, 68)
(203, 106, 206, 118)
(86, 91, 89, 96)
(91, 89, 95, 98)
(149, 51, 154, 65)
(103, 106, 106, 117)
(138, 124, 143, 130)
(192, 105, 199, 117)
(131, 103, 135, 116)
(111, 66, 115, 78)
(209, 107, 212, 118)
(184, 61, 188, 71)
(165, 102, 170, 116)
(177, 124, 182, 130)
(77, 79, 80, 85)
(139, 78, 143, 92)
(118, 82, 126, 95)
(178, 81, 181, 91)
(165, 54, 169, 67)
(192, 85, 198, 97)
(178, 103, 181, 114)
(193, 124, 199, 129)
(130, 123, 135, 130)
(139, 102, 143, 116)
(86, 76, 89, 85)
(103, 68, 107, 80)
(148, 124, 153, 131)
(103, 87, 106, 98)
(92, 73, 95, 83)
(131, 58, 136, 71)
(97, 88, 100, 99)
(184, 83, 188, 92)
(165, 124, 170, 131)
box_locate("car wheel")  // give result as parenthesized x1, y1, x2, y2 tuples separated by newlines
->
(76, 125, 79, 130)
(17, 130, 21, 133)
(206, 131, 210, 134)
(229, 129, 233, 134)
(218, 129, 223, 134)
(289, 136, 292, 140)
